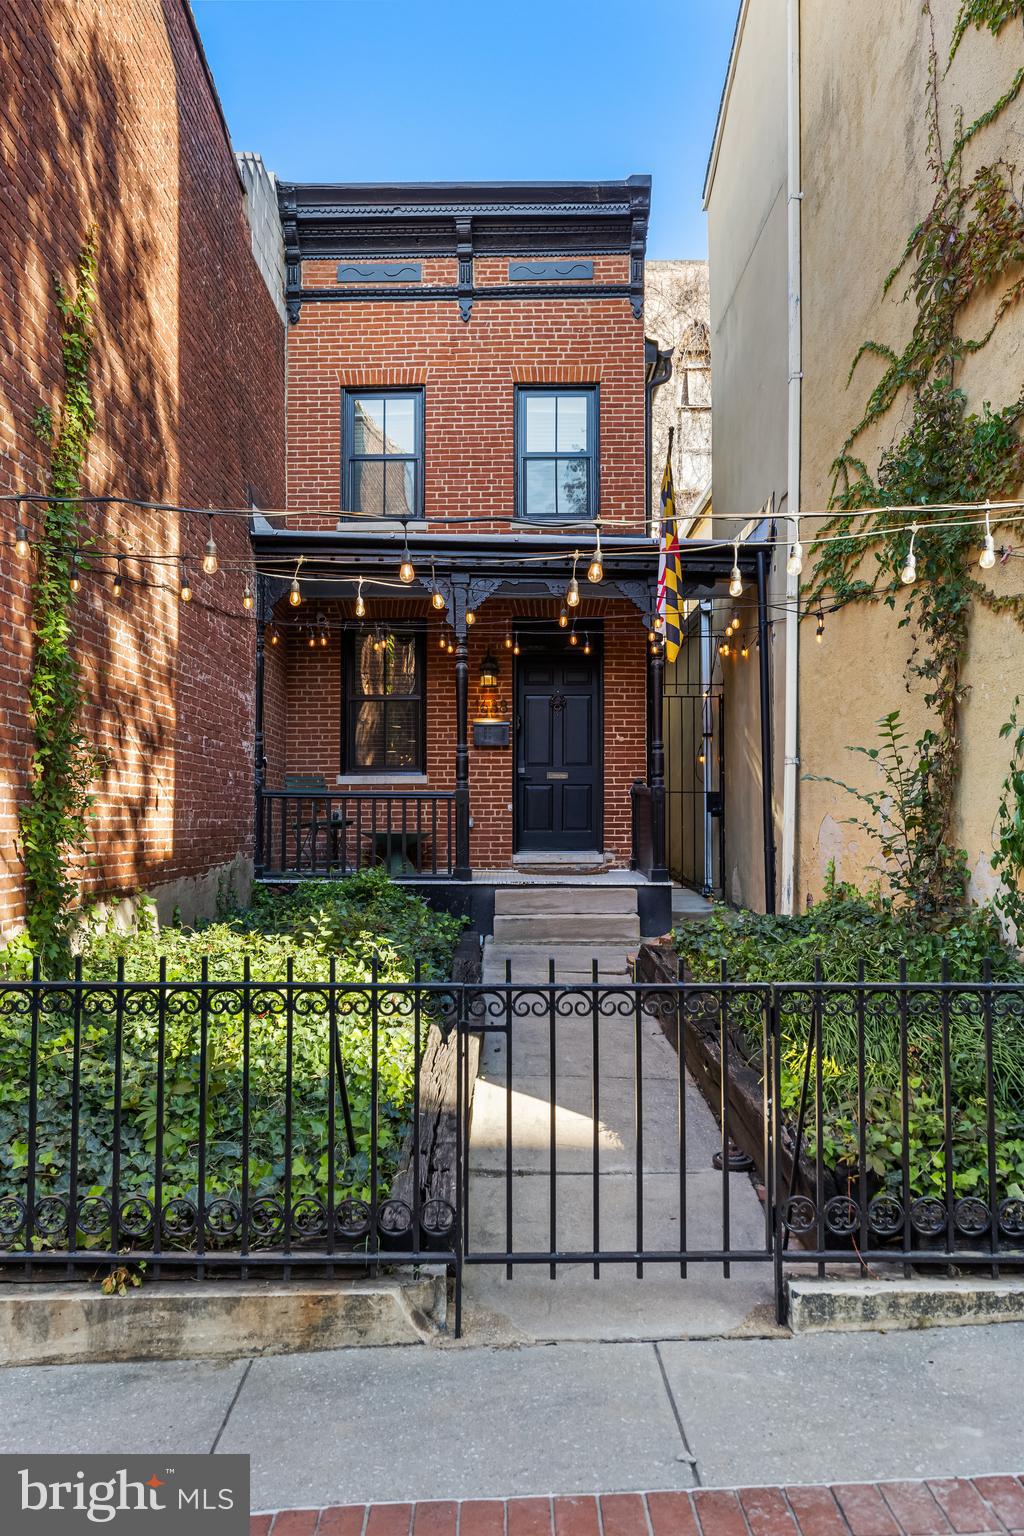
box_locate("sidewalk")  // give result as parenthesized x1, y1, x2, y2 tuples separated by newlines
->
(1, 1328, 1023, 1512)
(252, 1479, 1024, 1536)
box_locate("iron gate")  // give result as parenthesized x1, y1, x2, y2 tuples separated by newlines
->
(663, 604, 723, 896)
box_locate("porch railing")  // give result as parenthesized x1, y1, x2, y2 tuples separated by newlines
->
(256, 790, 456, 879)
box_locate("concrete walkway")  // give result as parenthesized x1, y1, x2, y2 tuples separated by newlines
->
(2, 1328, 1024, 1510)
(461, 918, 773, 1342)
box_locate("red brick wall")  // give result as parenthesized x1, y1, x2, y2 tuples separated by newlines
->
(266, 596, 648, 867)
(0, 0, 286, 935)
(284, 273, 647, 536)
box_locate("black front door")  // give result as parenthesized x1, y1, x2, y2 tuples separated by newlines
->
(515, 642, 601, 851)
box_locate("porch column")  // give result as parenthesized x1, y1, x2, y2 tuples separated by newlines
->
(253, 580, 267, 877)
(647, 631, 668, 882)
(756, 547, 777, 914)
(452, 575, 472, 880)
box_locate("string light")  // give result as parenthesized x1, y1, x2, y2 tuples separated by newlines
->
(269, 626, 280, 646)
(815, 608, 825, 643)
(399, 528, 415, 585)
(179, 563, 192, 603)
(583, 636, 591, 655)
(355, 577, 366, 619)
(513, 640, 520, 656)
(741, 639, 750, 659)
(202, 516, 219, 575)
(587, 526, 604, 584)
(308, 630, 317, 649)
(504, 631, 513, 649)
(439, 632, 447, 649)
(289, 574, 302, 606)
(569, 631, 579, 646)
(466, 609, 476, 626)
(653, 614, 664, 632)
(979, 507, 997, 570)
(447, 640, 455, 655)
(112, 559, 123, 599)
(901, 523, 919, 586)
(69, 554, 81, 594)
(558, 607, 568, 629)
(787, 518, 803, 577)
(430, 564, 445, 609)
(14, 521, 30, 559)
(729, 540, 743, 599)
(242, 584, 254, 611)
(566, 553, 581, 608)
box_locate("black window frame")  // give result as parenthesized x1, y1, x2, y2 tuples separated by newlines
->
(514, 385, 599, 523)
(342, 626, 427, 776)
(340, 387, 425, 519)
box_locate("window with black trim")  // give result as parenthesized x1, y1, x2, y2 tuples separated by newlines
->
(516, 387, 598, 521)
(341, 389, 423, 518)
(344, 629, 425, 773)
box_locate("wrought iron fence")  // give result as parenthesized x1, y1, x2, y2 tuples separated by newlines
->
(2, 962, 1023, 1330)
(257, 790, 456, 878)
(0, 960, 460, 1280)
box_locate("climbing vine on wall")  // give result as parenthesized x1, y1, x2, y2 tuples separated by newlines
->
(805, 3, 1024, 924)
(20, 230, 107, 972)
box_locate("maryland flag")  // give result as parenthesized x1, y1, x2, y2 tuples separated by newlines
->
(657, 448, 683, 662)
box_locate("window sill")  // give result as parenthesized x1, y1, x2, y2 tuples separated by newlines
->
(335, 775, 430, 786)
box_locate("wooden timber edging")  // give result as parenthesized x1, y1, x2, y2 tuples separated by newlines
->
(633, 942, 838, 1209)
(391, 931, 482, 1217)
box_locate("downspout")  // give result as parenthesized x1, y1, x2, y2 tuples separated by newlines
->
(780, 0, 802, 915)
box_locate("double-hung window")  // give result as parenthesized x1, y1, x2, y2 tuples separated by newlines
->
(516, 387, 598, 521)
(344, 629, 425, 774)
(341, 389, 423, 518)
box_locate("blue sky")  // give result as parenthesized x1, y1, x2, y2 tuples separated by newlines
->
(192, 1, 737, 259)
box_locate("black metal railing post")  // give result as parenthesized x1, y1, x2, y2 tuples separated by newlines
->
(647, 635, 668, 882)
(454, 632, 471, 880)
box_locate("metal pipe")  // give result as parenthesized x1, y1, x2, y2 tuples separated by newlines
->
(781, 0, 803, 914)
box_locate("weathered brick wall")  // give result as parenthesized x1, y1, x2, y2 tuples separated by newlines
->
(266, 596, 648, 868)
(0, 0, 286, 935)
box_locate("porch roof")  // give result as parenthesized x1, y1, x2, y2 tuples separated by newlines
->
(249, 516, 766, 599)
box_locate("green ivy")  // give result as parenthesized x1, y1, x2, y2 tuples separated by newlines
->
(19, 232, 107, 974)
(992, 699, 1024, 944)
(949, 0, 1024, 63)
(805, 6, 1024, 924)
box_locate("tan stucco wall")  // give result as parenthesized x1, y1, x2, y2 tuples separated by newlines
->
(705, 0, 789, 909)
(797, 0, 1024, 909)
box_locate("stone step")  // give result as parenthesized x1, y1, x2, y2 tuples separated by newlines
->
(494, 887, 639, 916)
(492, 913, 641, 945)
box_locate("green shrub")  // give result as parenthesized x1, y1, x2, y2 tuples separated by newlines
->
(674, 878, 1024, 1207)
(0, 871, 466, 1245)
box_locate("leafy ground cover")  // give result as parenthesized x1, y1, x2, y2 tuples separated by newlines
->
(0, 871, 465, 1247)
(674, 878, 1024, 1208)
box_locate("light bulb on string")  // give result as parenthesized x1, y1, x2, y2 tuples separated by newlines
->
(741, 639, 750, 659)
(979, 507, 997, 570)
(202, 516, 218, 575)
(569, 632, 579, 647)
(900, 524, 918, 586)
(269, 626, 280, 646)
(504, 631, 513, 649)
(513, 640, 520, 656)
(355, 578, 366, 619)
(308, 630, 316, 649)
(583, 636, 591, 655)
(69, 554, 81, 594)
(466, 609, 476, 626)
(815, 609, 825, 643)
(242, 584, 254, 611)
(566, 553, 581, 608)
(558, 607, 568, 629)
(399, 527, 415, 585)
(439, 632, 447, 650)
(112, 559, 123, 600)
(179, 563, 192, 603)
(289, 575, 302, 607)
(653, 614, 664, 633)
(787, 519, 803, 577)
(14, 521, 30, 559)
(430, 564, 445, 610)
(587, 526, 604, 584)
(729, 540, 743, 599)
(319, 625, 328, 647)
(447, 641, 455, 655)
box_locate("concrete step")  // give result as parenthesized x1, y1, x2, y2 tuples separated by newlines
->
(494, 886, 639, 916)
(492, 913, 641, 945)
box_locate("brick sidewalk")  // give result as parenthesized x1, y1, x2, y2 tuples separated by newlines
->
(251, 1478, 1024, 1536)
